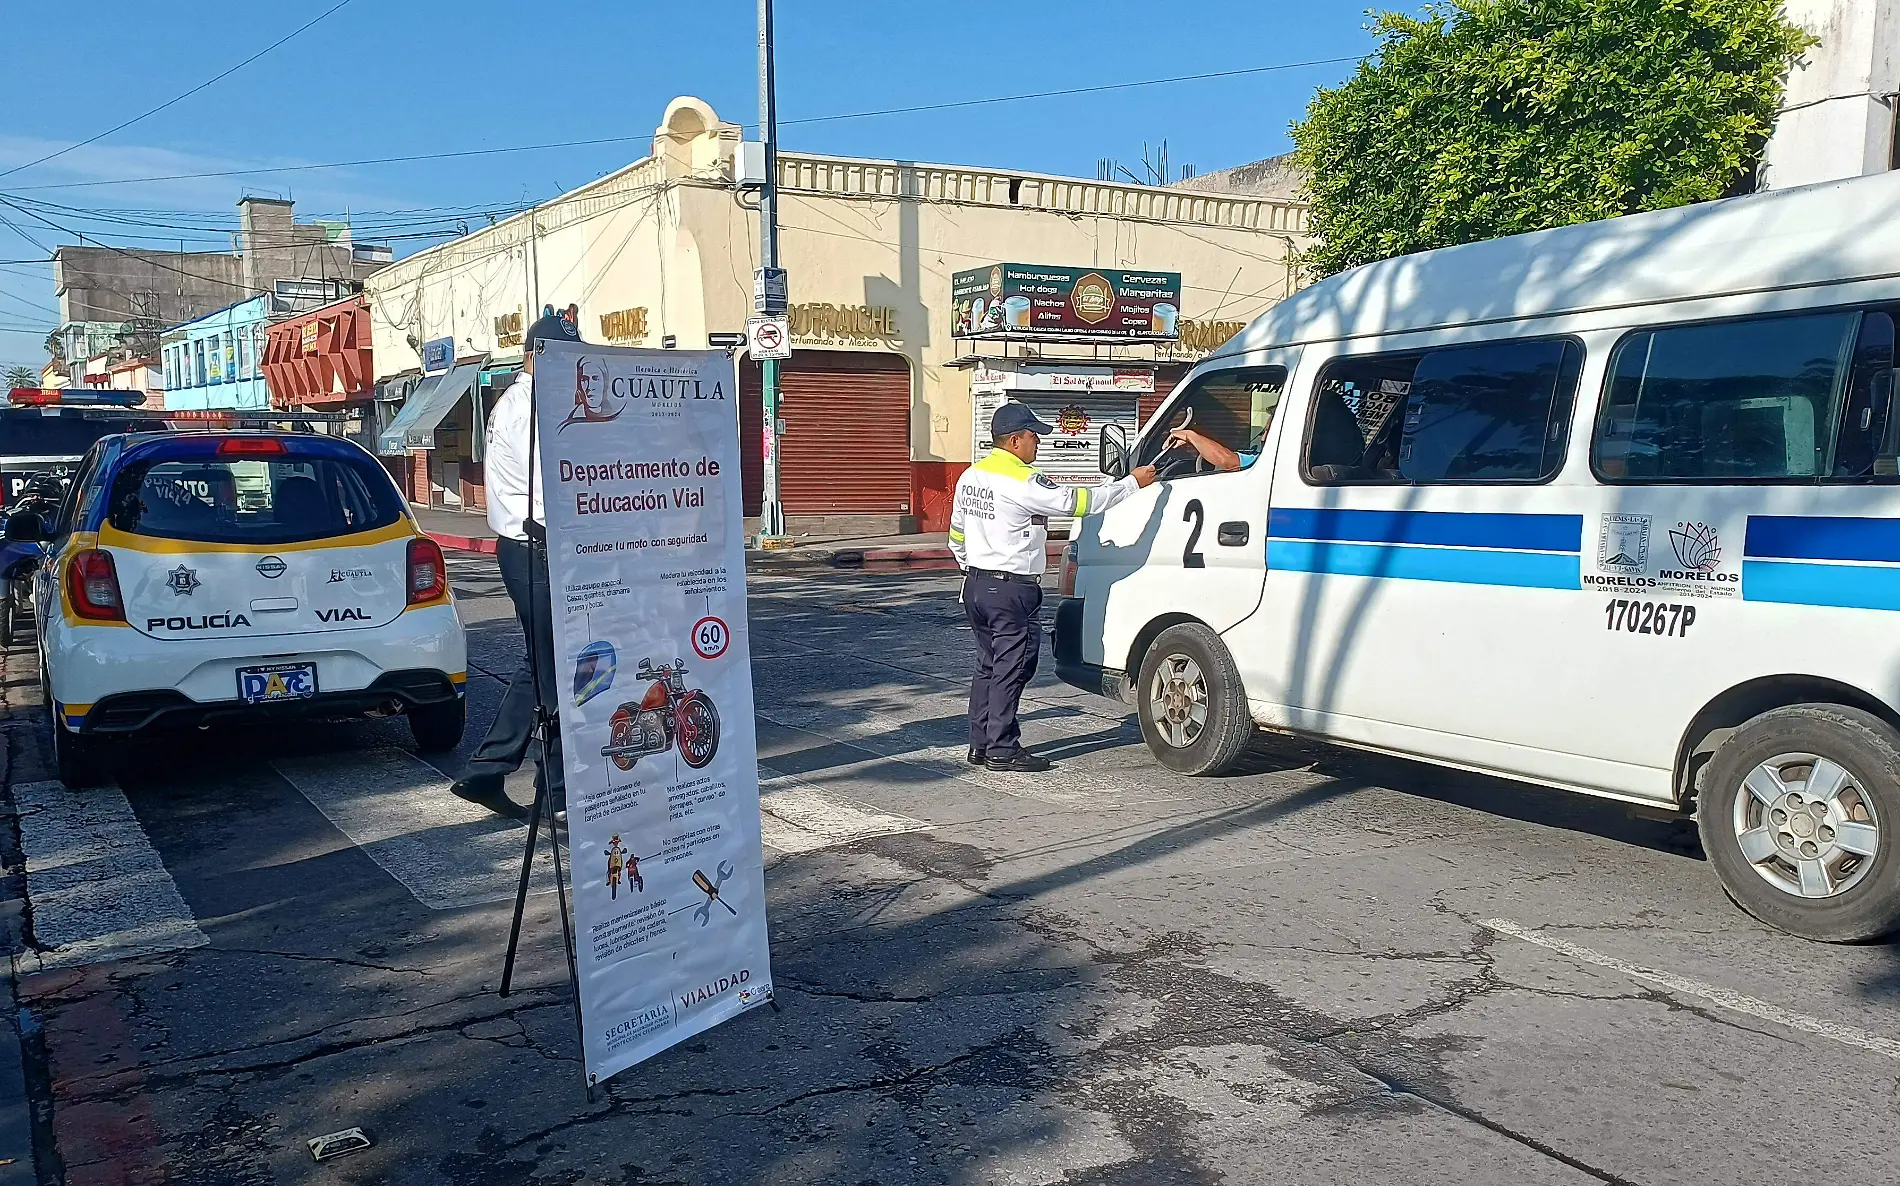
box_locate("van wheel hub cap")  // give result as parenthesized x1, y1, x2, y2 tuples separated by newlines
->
(1732, 752, 1881, 899)
(1148, 655, 1208, 749)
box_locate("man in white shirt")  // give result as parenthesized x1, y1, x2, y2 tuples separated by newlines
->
(949, 402, 1156, 772)
(451, 309, 579, 820)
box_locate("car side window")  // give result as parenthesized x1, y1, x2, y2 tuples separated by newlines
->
(1830, 310, 1896, 481)
(1592, 310, 1858, 482)
(53, 446, 104, 537)
(1137, 366, 1287, 469)
(1304, 338, 1579, 484)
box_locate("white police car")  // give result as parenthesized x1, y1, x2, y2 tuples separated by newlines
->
(10, 429, 468, 787)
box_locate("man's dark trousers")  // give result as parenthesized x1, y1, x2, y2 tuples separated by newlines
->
(963, 570, 1042, 756)
(464, 535, 564, 801)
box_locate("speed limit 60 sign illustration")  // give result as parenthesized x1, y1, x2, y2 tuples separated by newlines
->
(692, 615, 730, 660)
(746, 315, 792, 360)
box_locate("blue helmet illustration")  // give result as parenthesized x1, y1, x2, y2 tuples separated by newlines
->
(573, 641, 617, 707)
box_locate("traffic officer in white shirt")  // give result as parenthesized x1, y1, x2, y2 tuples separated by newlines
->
(949, 402, 1157, 772)
(451, 308, 580, 821)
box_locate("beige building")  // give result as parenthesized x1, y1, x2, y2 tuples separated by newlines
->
(366, 97, 1310, 533)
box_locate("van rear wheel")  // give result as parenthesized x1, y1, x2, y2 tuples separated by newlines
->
(1698, 704, 1900, 942)
(1136, 623, 1252, 776)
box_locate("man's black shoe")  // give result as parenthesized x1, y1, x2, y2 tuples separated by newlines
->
(967, 748, 986, 766)
(984, 751, 1051, 773)
(451, 776, 530, 823)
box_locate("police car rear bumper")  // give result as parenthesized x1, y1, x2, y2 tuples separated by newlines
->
(75, 669, 460, 735)
(1052, 597, 1130, 703)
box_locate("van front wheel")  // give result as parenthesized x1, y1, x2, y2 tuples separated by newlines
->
(1699, 704, 1900, 942)
(1136, 623, 1252, 776)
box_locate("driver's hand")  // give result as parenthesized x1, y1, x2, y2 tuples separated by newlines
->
(1131, 465, 1160, 488)
(1166, 428, 1197, 450)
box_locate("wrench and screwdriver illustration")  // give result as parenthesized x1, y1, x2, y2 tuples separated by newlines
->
(692, 861, 738, 926)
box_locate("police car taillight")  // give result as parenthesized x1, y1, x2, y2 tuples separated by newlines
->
(406, 537, 445, 605)
(66, 549, 125, 622)
(217, 437, 286, 456)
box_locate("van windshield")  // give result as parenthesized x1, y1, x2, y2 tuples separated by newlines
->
(107, 454, 404, 545)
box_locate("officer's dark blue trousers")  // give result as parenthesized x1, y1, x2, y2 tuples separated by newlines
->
(963, 570, 1043, 756)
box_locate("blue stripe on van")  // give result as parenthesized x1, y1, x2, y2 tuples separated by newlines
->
(1744, 559, 1900, 612)
(1267, 508, 1582, 553)
(1269, 540, 1581, 590)
(1745, 516, 1900, 564)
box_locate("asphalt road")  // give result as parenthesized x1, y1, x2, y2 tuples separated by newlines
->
(3, 555, 1898, 1185)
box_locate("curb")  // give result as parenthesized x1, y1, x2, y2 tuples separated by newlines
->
(426, 531, 497, 556)
(829, 542, 1066, 568)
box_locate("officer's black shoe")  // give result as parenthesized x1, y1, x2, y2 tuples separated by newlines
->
(966, 748, 986, 766)
(451, 775, 530, 823)
(984, 751, 1051, 773)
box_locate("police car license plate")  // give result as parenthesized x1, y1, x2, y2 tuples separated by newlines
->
(237, 663, 318, 704)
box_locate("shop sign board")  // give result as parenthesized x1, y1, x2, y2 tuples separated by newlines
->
(533, 341, 773, 1087)
(971, 386, 1141, 489)
(746, 315, 791, 360)
(422, 336, 455, 374)
(302, 321, 322, 354)
(952, 263, 1181, 340)
(970, 361, 1153, 397)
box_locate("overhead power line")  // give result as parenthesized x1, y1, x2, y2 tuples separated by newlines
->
(5, 54, 1360, 193)
(0, 0, 360, 183)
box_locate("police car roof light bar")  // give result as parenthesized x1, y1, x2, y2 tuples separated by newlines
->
(8, 387, 147, 408)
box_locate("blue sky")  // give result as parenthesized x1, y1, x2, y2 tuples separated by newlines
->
(0, 0, 1390, 371)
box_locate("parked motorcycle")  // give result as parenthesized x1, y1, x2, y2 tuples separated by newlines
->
(600, 658, 721, 771)
(0, 472, 68, 648)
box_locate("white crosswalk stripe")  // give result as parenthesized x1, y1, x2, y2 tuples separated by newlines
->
(272, 747, 556, 911)
(12, 780, 209, 972)
(758, 763, 932, 854)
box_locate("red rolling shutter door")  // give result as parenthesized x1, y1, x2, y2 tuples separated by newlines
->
(739, 351, 912, 516)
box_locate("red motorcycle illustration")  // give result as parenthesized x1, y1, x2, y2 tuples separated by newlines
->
(601, 658, 721, 771)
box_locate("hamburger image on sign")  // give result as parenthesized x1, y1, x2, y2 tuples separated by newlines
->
(1070, 273, 1116, 325)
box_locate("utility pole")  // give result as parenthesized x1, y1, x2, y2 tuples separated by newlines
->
(756, 0, 787, 543)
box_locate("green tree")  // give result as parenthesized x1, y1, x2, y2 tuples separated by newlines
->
(3, 365, 34, 388)
(1289, 0, 1815, 278)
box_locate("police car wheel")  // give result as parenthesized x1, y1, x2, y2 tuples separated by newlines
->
(45, 687, 106, 789)
(408, 697, 466, 754)
(1699, 704, 1900, 942)
(0, 593, 14, 649)
(1136, 623, 1252, 777)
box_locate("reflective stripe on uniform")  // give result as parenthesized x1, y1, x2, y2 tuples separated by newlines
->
(948, 526, 966, 542)
(1073, 487, 1090, 517)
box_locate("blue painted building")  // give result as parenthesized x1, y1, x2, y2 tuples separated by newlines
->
(159, 295, 271, 411)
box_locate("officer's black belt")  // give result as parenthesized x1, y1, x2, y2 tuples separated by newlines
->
(967, 567, 1040, 585)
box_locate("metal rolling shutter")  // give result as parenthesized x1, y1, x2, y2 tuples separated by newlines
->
(740, 351, 912, 516)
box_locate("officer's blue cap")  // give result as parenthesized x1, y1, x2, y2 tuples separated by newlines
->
(990, 401, 1053, 439)
(526, 308, 581, 353)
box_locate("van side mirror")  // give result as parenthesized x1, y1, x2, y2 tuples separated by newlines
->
(1099, 423, 1130, 479)
(4, 510, 49, 543)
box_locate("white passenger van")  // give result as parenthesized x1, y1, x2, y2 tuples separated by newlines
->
(1057, 169, 1900, 942)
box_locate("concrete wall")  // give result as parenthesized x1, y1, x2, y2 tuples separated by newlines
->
(1763, 0, 1900, 187)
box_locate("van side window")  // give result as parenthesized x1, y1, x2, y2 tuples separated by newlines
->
(1304, 339, 1579, 484)
(1832, 311, 1896, 480)
(1592, 311, 1857, 482)
(1137, 366, 1287, 469)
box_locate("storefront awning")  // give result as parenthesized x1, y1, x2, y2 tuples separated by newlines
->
(376, 362, 482, 454)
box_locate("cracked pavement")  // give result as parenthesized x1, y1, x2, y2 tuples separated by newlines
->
(3, 561, 1900, 1184)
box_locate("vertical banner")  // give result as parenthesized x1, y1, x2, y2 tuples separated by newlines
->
(534, 341, 772, 1087)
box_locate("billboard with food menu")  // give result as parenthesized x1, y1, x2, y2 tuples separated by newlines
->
(951, 263, 1182, 340)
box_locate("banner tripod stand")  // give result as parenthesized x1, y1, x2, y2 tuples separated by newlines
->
(494, 340, 595, 1101)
